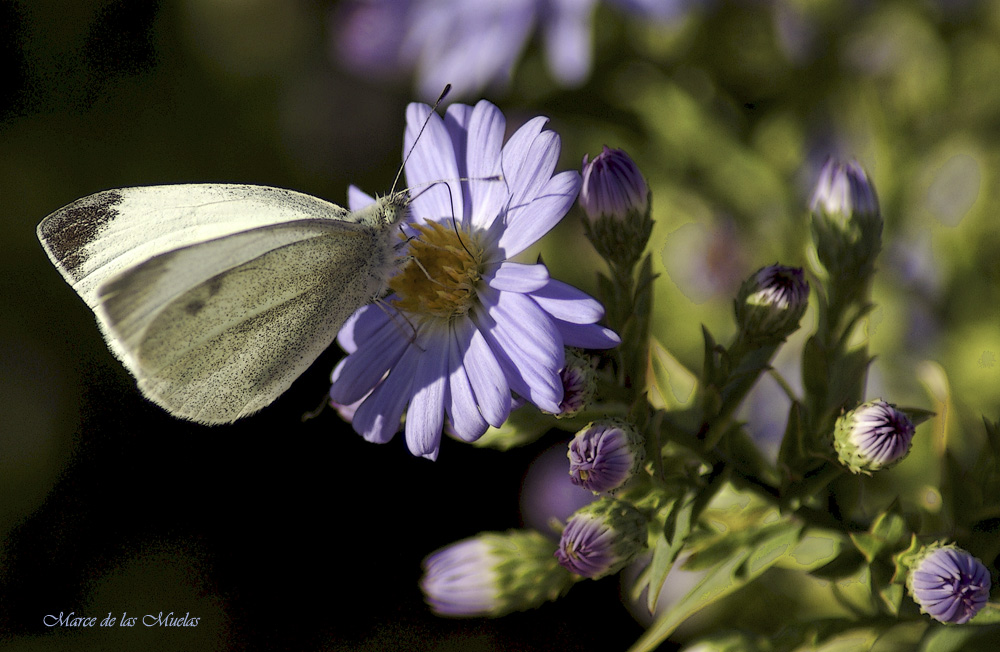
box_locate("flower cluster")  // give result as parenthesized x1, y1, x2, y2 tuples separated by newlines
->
(328, 100, 992, 647)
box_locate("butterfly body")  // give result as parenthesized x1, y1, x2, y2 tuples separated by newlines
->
(37, 184, 410, 424)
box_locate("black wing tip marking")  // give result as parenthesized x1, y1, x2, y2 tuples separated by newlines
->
(39, 189, 125, 276)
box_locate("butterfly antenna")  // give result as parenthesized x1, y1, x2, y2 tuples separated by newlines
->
(391, 84, 452, 196)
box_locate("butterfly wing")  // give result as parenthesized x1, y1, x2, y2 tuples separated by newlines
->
(96, 219, 393, 424)
(37, 184, 353, 308)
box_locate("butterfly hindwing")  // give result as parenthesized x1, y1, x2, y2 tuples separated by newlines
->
(97, 218, 393, 423)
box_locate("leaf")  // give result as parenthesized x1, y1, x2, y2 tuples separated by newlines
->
(802, 334, 829, 398)
(472, 405, 555, 450)
(778, 401, 808, 481)
(968, 602, 1000, 625)
(647, 338, 697, 410)
(920, 617, 1000, 652)
(642, 490, 696, 614)
(627, 519, 801, 652)
(773, 529, 843, 572)
(809, 547, 867, 580)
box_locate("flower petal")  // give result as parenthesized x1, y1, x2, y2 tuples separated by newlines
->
(475, 287, 564, 412)
(404, 102, 463, 224)
(542, 0, 596, 86)
(553, 318, 621, 349)
(499, 170, 581, 256)
(336, 302, 391, 353)
(331, 314, 409, 405)
(404, 334, 449, 457)
(348, 184, 376, 211)
(352, 346, 418, 443)
(463, 323, 511, 428)
(488, 262, 550, 293)
(506, 130, 560, 215)
(446, 323, 489, 441)
(464, 100, 507, 231)
(532, 277, 605, 323)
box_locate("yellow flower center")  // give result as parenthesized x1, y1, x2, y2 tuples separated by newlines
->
(389, 220, 486, 323)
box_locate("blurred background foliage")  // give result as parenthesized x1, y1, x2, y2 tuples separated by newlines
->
(2, 0, 999, 649)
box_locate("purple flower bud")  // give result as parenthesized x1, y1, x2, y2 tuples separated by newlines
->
(808, 158, 883, 287)
(553, 349, 597, 418)
(810, 158, 879, 225)
(555, 498, 647, 579)
(908, 543, 991, 624)
(421, 530, 575, 617)
(568, 419, 645, 494)
(734, 264, 809, 343)
(833, 399, 916, 474)
(579, 147, 652, 271)
(580, 146, 649, 221)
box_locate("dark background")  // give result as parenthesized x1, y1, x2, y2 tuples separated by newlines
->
(0, 1, 643, 649)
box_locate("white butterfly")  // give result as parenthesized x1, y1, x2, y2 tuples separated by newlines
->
(37, 183, 410, 424)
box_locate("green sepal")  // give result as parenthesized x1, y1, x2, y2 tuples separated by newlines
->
(778, 401, 808, 484)
(849, 501, 910, 563)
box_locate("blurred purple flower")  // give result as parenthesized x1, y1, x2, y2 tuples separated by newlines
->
(329, 99, 619, 459)
(421, 530, 575, 616)
(810, 158, 880, 229)
(909, 544, 991, 624)
(331, 0, 695, 100)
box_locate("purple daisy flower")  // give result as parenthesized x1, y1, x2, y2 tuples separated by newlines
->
(908, 543, 991, 624)
(331, 0, 696, 101)
(329, 99, 619, 459)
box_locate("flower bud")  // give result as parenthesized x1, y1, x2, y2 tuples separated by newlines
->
(833, 399, 916, 474)
(580, 146, 649, 220)
(734, 264, 809, 344)
(808, 158, 883, 287)
(568, 418, 645, 494)
(421, 530, 575, 617)
(580, 146, 652, 271)
(553, 349, 597, 418)
(555, 497, 648, 579)
(906, 542, 991, 624)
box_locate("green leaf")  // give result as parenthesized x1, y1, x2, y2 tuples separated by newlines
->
(640, 491, 695, 614)
(897, 406, 936, 427)
(627, 519, 801, 652)
(969, 602, 1000, 625)
(809, 547, 867, 580)
(472, 405, 555, 450)
(778, 401, 808, 481)
(920, 618, 1000, 652)
(802, 335, 829, 399)
(849, 501, 910, 562)
(773, 529, 843, 572)
(647, 338, 697, 411)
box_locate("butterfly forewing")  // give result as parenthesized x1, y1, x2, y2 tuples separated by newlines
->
(37, 184, 353, 308)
